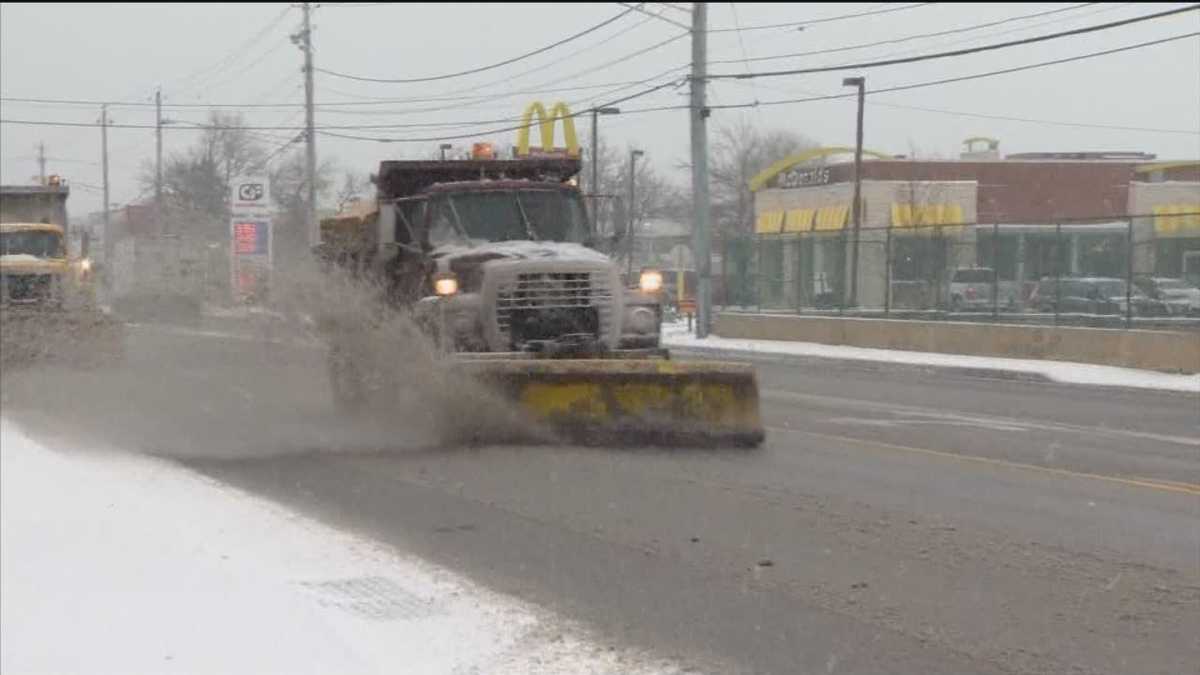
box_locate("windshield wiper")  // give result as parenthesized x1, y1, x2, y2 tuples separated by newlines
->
(445, 195, 469, 241)
(513, 193, 538, 241)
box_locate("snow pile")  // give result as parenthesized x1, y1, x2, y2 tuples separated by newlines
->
(0, 420, 683, 675)
(663, 322, 1200, 393)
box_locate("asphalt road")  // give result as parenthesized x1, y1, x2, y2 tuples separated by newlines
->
(4, 323, 1197, 675)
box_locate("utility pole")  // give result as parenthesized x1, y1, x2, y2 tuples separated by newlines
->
(301, 2, 318, 248)
(690, 1, 712, 337)
(37, 142, 46, 185)
(155, 87, 164, 234)
(843, 76, 866, 307)
(627, 149, 644, 278)
(100, 105, 112, 275)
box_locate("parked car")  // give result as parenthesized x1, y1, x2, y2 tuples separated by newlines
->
(1132, 277, 1200, 316)
(946, 267, 1019, 312)
(1029, 277, 1170, 317)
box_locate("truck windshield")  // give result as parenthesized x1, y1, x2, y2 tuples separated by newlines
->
(0, 231, 63, 258)
(428, 189, 588, 245)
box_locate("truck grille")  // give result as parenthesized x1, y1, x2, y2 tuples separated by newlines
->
(494, 271, 616, 347)
(1, 274, 53, 303)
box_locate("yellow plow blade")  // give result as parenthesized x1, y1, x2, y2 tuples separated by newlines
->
(449, 359, 765, 447)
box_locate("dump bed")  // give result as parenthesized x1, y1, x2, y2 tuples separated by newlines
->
(0, 184, 71, 229)
(374, 157, 581, 201)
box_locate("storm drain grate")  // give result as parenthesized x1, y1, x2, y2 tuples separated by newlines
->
(297, 576, 443, 621)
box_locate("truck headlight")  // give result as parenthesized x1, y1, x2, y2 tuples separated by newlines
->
(639, 270, 663, 293)
(434, 274, 458, 296)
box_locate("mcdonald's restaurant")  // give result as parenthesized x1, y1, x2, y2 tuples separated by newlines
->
(749, 143, 1200, 311)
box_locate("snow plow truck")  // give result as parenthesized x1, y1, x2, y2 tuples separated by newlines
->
(315, 143, 763, 447)
(1, 180, 123, 369)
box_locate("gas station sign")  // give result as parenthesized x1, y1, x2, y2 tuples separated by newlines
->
(229, 176, 272, 302)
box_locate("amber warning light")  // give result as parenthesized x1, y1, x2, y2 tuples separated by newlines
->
(472, 143, 496, 160)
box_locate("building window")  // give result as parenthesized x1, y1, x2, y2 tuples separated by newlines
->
(976, 232, 1018, 280)
(1155, 237, 1200, 279)
(891, 236, 948, 282)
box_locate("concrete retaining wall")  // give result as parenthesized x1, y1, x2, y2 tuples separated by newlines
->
(714, 313, 1200, 373)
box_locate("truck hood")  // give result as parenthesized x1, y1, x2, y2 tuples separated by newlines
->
(0, 255, 68, 275)
(431, 240, 612, 267)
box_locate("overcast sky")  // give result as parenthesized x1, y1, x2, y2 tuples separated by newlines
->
(2, 2, 1198, 217)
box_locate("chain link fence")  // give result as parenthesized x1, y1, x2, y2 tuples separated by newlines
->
(721, 212, 1200, 329)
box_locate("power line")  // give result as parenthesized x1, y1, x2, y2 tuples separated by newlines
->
(310, 6, 687, 114)
(708, 3, 935, 33)
(1, 80, 660, 109)
(726, 1, 763, 116)
(316, 77, 685, 142)
(164, 5, 293, 97)
(315, 4, 642, 83)
(843, 2, 1135, 65)
(355, 31, 1198, 138)
(0, 66, 686, 120)
(708, 3, 1101, 66)
(615, 2, 691, 31)
(867, 100, 1200, 135)
(310, 32, 690, 120)
(656, 3, 691, 16)
(200, 35, 293, 94)
(708, 4, 1199, 80)
(6, 32, 1193, 140)
(0, 22, 684, 114)
(707, 32, 1200, 109)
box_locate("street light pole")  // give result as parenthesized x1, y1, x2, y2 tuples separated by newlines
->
(843, 76, 866, 308)
(627, 149, 644, 278)
(589, 106, 620, 234)
(440, 144, 452, 161)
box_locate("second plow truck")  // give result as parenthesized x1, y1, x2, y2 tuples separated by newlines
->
(317, 147, 763, 447)
(1, 180, 123, 369)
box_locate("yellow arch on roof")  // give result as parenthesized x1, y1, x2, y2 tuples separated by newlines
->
(515, 101, 580, 158)
(1134, 160, 1200, 174)
(748, 146, 891, 193)
(962, 136, 999, 145)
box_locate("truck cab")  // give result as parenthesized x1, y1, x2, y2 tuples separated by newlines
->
(320, 156, 664, 356)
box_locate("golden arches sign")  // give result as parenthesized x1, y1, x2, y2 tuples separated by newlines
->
(748, 146, 891, 193)
(515, 101, 580, 158)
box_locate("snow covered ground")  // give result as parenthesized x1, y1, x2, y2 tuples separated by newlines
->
(663, 322, 1200, 394)
(0, 419, 684, 675)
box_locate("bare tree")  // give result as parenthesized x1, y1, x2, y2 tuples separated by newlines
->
(584, 138, 684, 239)
(269, 149, 336, 262)
(709, 118, 819, 236)
(139, 111, 269, 237)
(890, 144, 952, 310)
(335, 171, 370, 212)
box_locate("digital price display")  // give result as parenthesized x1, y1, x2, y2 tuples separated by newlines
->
(233, 221, 268, 255)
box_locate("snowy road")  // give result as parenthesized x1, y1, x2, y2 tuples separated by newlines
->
(3, 322, 1198, 674)
(0, 420, 686, 675)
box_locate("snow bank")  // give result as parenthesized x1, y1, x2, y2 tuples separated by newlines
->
(663, 322, 1200, 394)
(0, 419, 682, 675)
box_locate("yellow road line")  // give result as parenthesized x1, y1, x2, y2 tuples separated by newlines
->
(767, 426, 1200, 497)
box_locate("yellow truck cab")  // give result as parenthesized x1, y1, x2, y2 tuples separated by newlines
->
(0, 221, 95, 305)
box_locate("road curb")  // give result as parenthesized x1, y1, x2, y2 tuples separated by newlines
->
(667, 344, 1058, 385)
